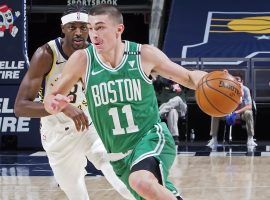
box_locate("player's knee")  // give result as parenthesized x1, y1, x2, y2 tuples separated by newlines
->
(87, 150, 108, 170)
(129, 171, 157, 197)
(87, 139, 109, 169)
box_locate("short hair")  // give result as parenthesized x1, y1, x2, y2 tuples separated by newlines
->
(88, 4, 123, 24)
(232, 72, 243, 82)
(63, 3, 88, 16)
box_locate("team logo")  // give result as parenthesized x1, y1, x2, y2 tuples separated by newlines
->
(182, 12, 270, 65)
(0, 4, 20, 37)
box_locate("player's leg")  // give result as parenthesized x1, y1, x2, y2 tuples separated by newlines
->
(42, 129, 90, 200)
(127, 122, 181, 199)
(129, 157, 179, 200)
(86, 135, 135, 200)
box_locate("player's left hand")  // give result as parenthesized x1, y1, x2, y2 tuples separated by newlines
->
(62, 104, 89, 132)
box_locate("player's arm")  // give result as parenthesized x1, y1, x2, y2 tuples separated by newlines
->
(44, 49, 86, 115)
(14, 44, 53, 117)
(141, 44, 207, 90)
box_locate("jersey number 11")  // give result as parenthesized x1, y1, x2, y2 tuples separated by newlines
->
(108, 104, 139, 135)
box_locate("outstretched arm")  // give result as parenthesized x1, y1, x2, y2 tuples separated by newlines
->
(44, 49, 87, 115)
(14, 44, 53, 117)
(141, 44, 207, 90)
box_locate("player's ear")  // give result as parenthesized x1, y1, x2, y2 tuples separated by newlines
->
(116, 24, 124, 37)
(61, 24, 65, 35)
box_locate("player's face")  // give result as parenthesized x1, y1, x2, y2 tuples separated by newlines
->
(62, 22, 89, 50)
(88, 14, 124, 53)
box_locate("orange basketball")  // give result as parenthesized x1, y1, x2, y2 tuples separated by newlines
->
(195, 71, 242, 117)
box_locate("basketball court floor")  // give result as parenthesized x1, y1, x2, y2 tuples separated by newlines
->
(1, 142, 270, 200)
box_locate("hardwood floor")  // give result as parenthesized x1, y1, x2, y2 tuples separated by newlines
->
(1, 143, 270, 199)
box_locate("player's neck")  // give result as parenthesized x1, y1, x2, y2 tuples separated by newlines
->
(60, 39, 73, 57)
(99, 41, 125, 69)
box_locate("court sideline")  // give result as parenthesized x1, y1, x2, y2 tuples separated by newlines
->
(1, 143, 270, 200)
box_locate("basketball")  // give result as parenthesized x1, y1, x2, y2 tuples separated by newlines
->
(195, 71, 242, 117)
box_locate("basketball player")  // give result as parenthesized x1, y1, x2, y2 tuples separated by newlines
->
(14, 4, 134, 200)
(44, 4, 208, 200)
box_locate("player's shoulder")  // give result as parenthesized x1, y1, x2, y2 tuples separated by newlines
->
(140, 44, 167, 66)
(140, 44, 157, 60)
(34, 42, 53, 59)
(141, 44, 157, 53)
(141, 44, 164, 57)
(36, 37, 62, 57)
(71, 49, 87, 59)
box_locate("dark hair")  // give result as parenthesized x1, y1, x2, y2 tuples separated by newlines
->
(232, 72, 243, 82)
(89, 4, 123, 24)
(63, 3, 88, 16)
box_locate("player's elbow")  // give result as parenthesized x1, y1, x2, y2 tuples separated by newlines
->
(14, 101, 23, 117)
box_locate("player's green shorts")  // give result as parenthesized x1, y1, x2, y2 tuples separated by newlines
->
(110, 122, 179, 199)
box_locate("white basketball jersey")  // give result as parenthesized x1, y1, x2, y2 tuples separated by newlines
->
(41, 37, 89, 131)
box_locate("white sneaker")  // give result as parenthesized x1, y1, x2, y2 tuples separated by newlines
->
(206, 138, 218, 147)
(247, 138, 257, 146)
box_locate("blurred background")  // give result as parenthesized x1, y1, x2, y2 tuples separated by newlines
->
(1, 0, 270, 150)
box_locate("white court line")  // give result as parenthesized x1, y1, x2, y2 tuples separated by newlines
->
(0, 163, 49, 166)
(30, 151, 47, 156)
(181, 185, 270, 190)
(261, 152, 270, 156)
(210, 152, 227, 157)
(178, 152, 196, 156)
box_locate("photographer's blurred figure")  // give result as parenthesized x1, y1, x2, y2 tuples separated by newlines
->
(154, 76, 187, 145)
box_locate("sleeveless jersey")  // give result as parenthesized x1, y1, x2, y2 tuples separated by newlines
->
(41, 37, 88, 130)
(84, 41, 160, 153)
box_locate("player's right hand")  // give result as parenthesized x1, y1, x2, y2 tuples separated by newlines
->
(44, 94, 72, 114)
(62, 104, 89, 132)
